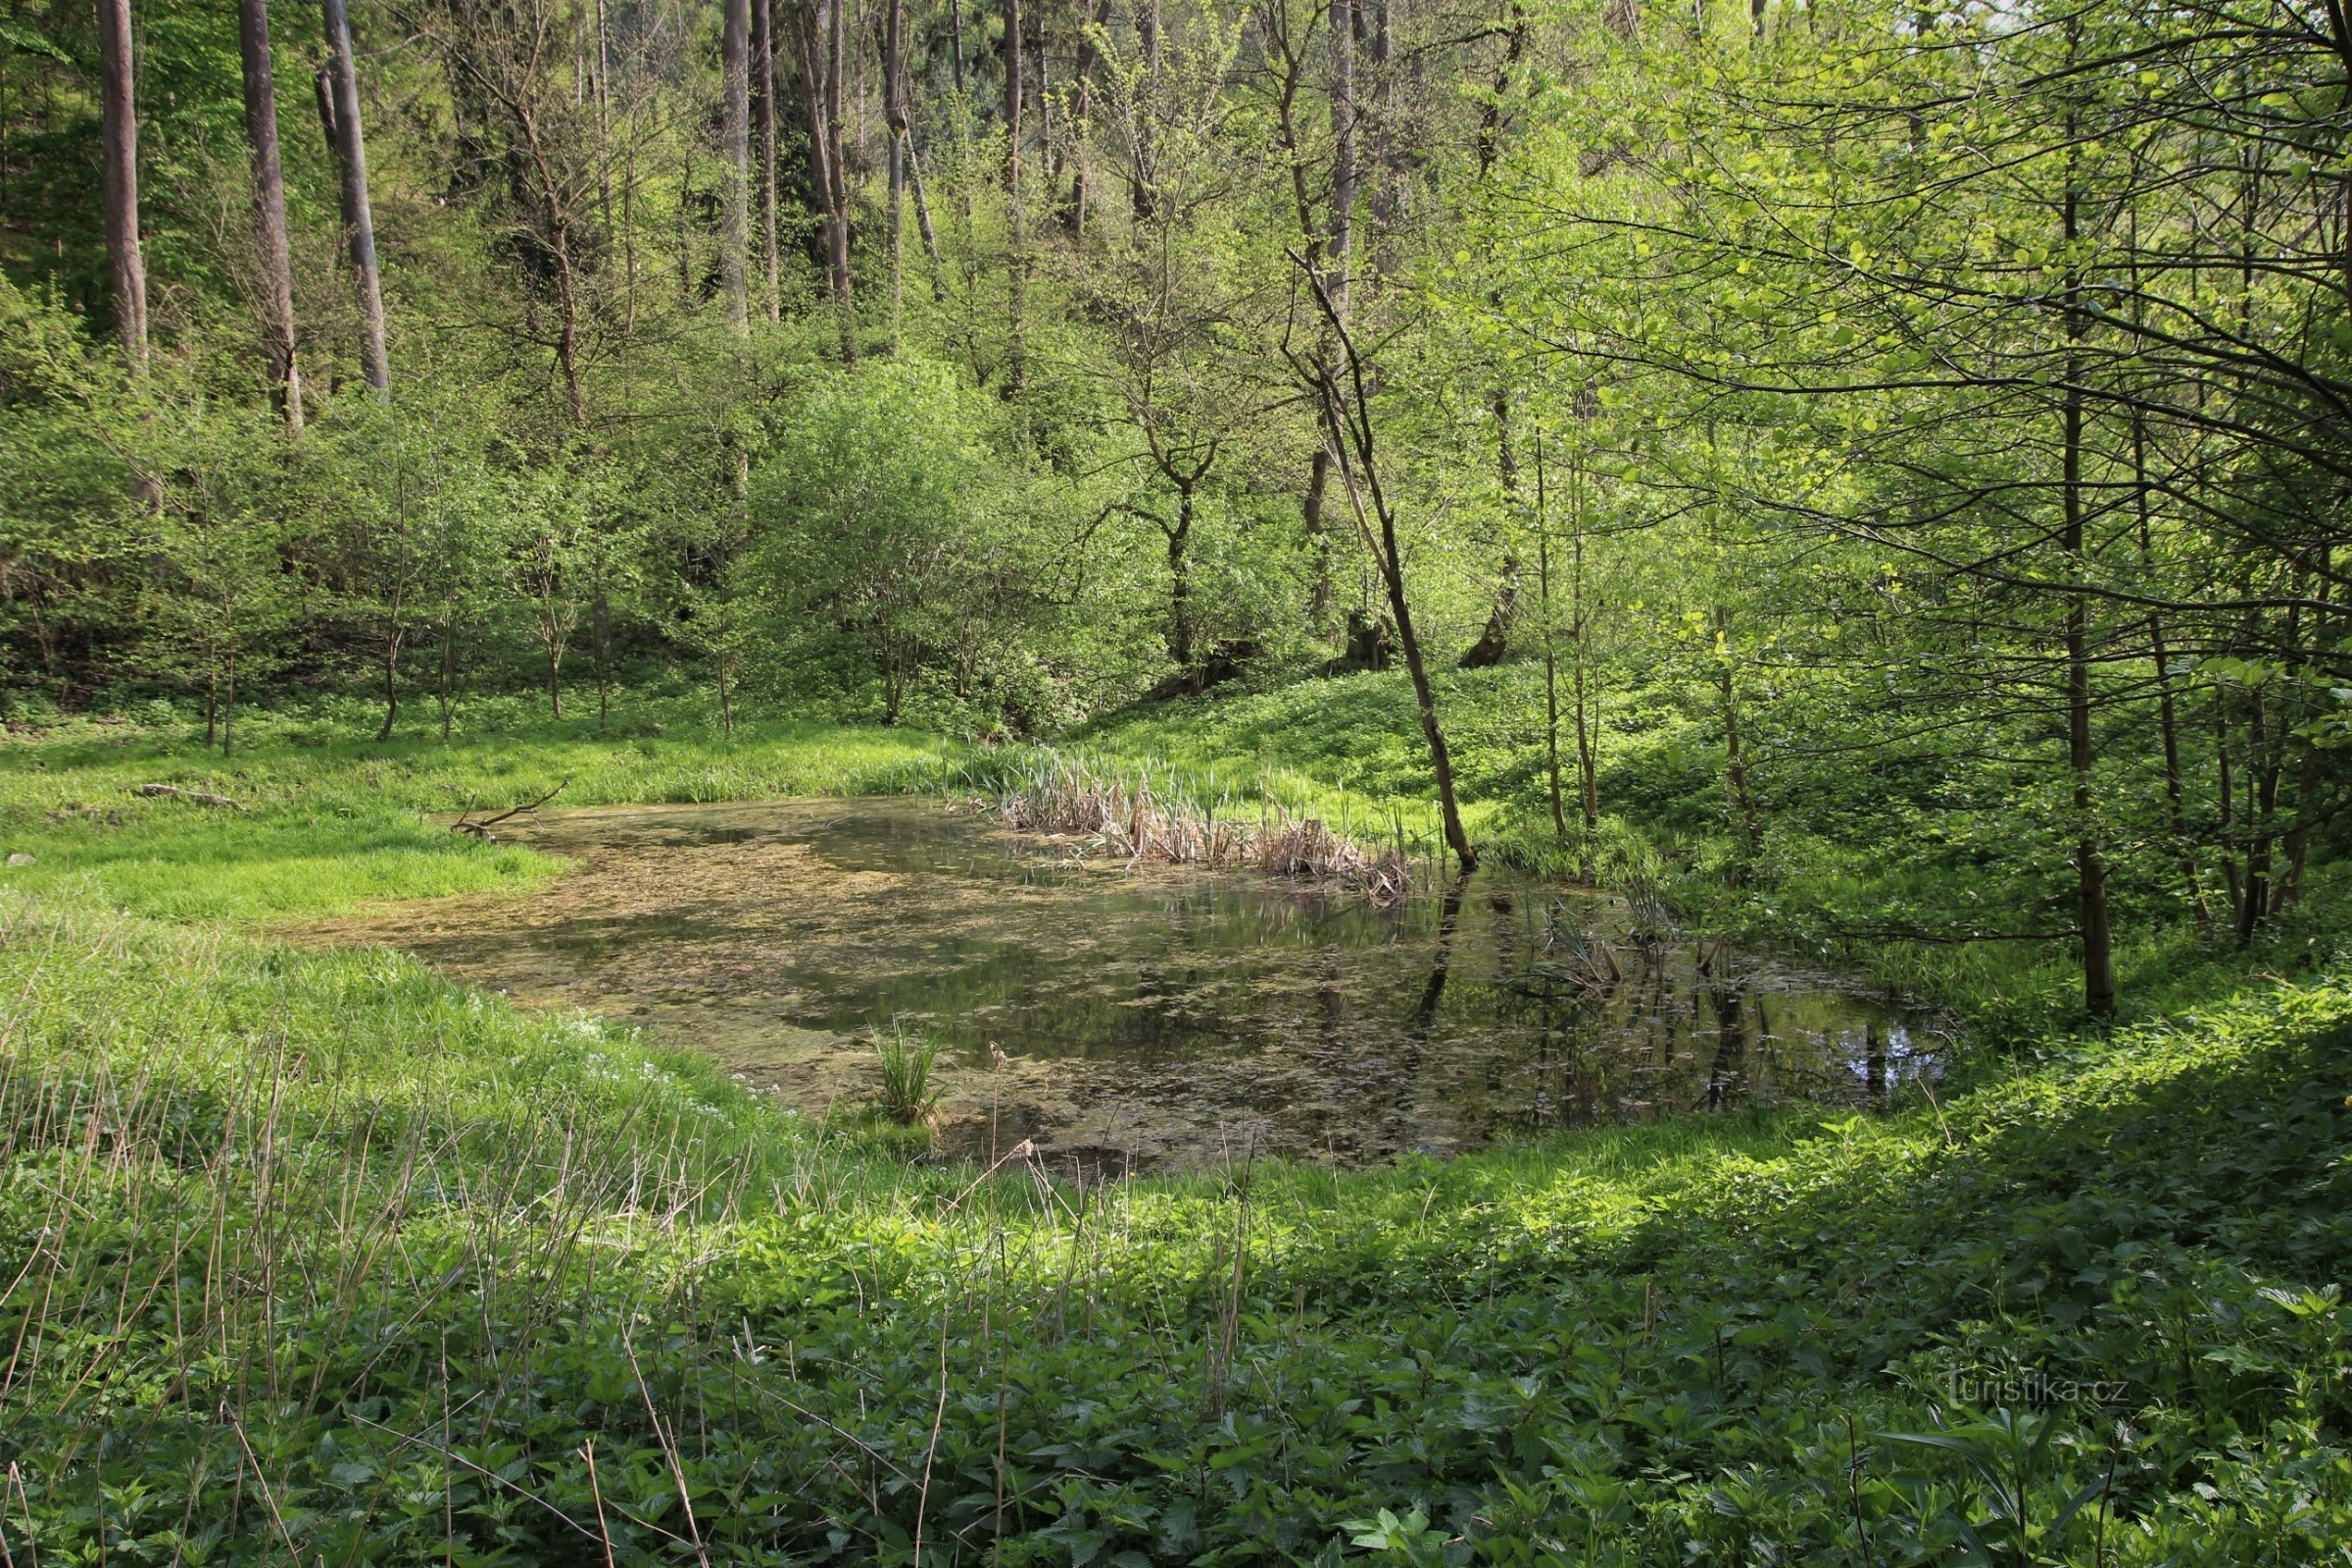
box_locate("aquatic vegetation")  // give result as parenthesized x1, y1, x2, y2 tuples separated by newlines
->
(873, 1018, 944, 1125)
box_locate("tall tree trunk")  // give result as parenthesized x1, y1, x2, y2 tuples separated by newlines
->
(1310, 290, 1476, 875)
(1003, 0, 1026, 406)
(824, 0, 850, 356)
(235, 0, 301, 428)
(1165, 488, 1194, 670)
(378, 629, 402, 741)
(438, 611, 457, 741)
(752, 0, 780, 321)
(1327, 0, 1355, 314)
(790, 0, 856, 359)
(906, 125, 947, 298)
(2060, 174, 2116, 1013)
(95, 0, 147, 373)
(1536, 434, 1566, 842)
(884, 0, 906, 345)
(320, 0, 389, 395)
(1302, 447, 1334, 635)
(720, 0, 751, 332)
(1459, 386, 1520, 667)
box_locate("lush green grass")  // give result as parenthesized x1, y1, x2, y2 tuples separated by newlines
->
(1, 705, 2345, 1565)
(1, 885, 2345, 1564)
(0, 708, 966, 921)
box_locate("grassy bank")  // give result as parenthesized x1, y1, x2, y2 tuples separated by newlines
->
(1, 708, 2346, 1564)
(0, 708, 965, 921)
(1, 885, 2346, 1564)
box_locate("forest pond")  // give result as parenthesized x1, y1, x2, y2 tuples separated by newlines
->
(303, 799, 1936, 1173)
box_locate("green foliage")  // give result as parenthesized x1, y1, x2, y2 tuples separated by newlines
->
(870, 1017, 945, 1126)
(0, 824, 2345, 1563)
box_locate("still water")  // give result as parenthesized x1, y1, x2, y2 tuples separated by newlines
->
(304, 799, 1934, 1171)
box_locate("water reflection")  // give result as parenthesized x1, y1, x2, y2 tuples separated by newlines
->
(300, 799, 1935, 1169)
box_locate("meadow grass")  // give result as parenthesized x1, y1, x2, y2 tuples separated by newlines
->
(0, 709, 966, 921)
(0, 702, 2345, 1564)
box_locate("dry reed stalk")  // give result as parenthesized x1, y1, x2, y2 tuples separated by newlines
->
(997, 759, 1412, 896)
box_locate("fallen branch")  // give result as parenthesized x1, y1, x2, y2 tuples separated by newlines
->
(452, 781, 566, 840)
(135, 783, 244, 811)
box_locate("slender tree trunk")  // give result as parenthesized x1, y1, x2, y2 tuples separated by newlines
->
(1064, 0, 1104, 237)
(906, 129, 946, 297)
(1536, 434, 1566, 842)
(1459, 386, 1519, 667)
(1303, 447, 1334, 635)
(2238, 679, 2277, 945)
(378, 629, 402, 741)
(752, 0, 780, 321)
(1003, 0, 1027, 406)
(320, 0, 389, 395)
(1165, 490, 1194, 670)
(1327, 0, 1355, 314)
(2060, 186, 2116, 1012)
(720, 0, 751, 331)
(593, 587, 612, 728)
(222, 644, 235, 758)
(884, 0, 906, 346)
(1312, 306, 1476, 875)
(96, 0, 147, 373)
(438, 611, 457, 741)
(790, 0, 856, 359)
(824, 0, 851, 356)
(235, 0, 301, 428)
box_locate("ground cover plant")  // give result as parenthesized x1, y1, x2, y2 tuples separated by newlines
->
(0, 714, 2346, 1565)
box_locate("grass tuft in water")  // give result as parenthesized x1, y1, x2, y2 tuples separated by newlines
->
(871, 1018, 943, 1125)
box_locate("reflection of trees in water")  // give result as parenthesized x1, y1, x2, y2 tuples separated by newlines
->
(356, 803, 1918, 1162)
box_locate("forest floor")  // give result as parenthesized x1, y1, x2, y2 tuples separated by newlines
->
(0, 698, 2345, 1564)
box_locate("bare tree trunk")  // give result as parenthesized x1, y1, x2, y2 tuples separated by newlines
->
(438, 611, 458, 741)
(1003, 0, 1027, 405)
(95, 0, 147, 373)
(790, 0, 856, 359)
(1327, 0, 1355, 313)
(752, 0, 780, 321)
(906, 125, 947, 298)
(1063, 0, 1105, 237)
(320, 0, 389, 395)
(721, 0, 751, 332)
(1307, 284, 1476, 875)
(236, 0, 301, 428)
(824, 0, 851, 356)
(1459, 386, 1520, 667)
(1536, 435, 1566, 842)
(884, 0, 906, 346)
(1302, 447, 1333, 635)
(378, 629, 403, 741)
(1166, 489, 1194, 669)
(2061, 177, 2116, 1013)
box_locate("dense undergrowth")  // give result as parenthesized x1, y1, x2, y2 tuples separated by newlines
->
(1, 705, 2347, 1564)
